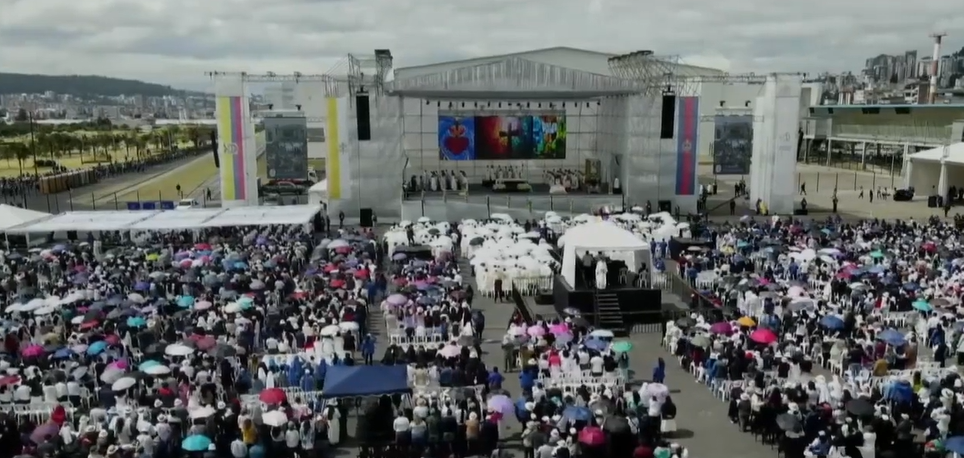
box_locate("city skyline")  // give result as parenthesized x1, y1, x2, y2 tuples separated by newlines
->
(2, 0, 963, 89)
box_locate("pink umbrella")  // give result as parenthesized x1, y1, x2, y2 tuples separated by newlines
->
(549, 324, 569, 335)
(108, 359, 128, 371)
(21, 345, 44, 357)
(749, 328, 778, 345)
(527, 326, 546, 337)
(709, 322, 733, 335)
(195, 243, 211, 251)
(578, 427, 606, 446)
(179, 259, 193, 268)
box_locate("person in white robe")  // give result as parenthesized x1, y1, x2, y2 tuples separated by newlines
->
(595, 259, 608, 289)
(326, 399, 341, 445)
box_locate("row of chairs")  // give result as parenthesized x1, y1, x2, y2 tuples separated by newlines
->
(388, 333, 447, 350)
(1, 401, 76, 421)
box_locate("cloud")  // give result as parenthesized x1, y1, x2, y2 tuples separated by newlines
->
(2, 0, 963, 88)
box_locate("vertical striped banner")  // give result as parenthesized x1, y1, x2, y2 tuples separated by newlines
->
(675, 97, 699, 195)
(326, 97, 342, 199)
(216, 96, 247, 200)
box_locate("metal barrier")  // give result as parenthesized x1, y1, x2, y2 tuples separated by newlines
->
(793, 169, 899, 195)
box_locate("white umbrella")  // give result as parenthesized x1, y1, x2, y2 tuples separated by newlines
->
(22, 299, 45, 312)
(327, 240, 350, 249)
(189, 406, 217, 419)
(100, 368, 124, 384)
(194, 301, 213, 311)
(262, 410, 288, 427)
(128, 293, 145, 304)
(223, 303, 241, 314)
(71, 316, 84, 325)
(165, 344, 194, 356)
(589, 329, 615, 339)
(417, 216, 431, 223)
(112, 377, 137, 391)
(144, 365, 171, 376)
(320, 325, 340, 337)
(338, 321, 359, 332)
(4, 303, 25, 313)
(33, 306, 57, 316)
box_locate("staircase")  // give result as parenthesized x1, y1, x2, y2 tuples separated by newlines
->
(593, 290, 625, 333)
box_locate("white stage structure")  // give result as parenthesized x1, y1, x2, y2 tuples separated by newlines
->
(560, 221, 646, 287)
(749, 74, 802, 215)
(906, 143, 964, 196)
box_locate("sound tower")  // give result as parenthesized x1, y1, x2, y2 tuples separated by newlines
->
(660, 94, 676, 139)
(356, 94, 371, 141)
(210, 130, 219, 168)
(360, 208, 374, 227)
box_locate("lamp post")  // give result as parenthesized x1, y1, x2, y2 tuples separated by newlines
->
(28, 112, 38, 176)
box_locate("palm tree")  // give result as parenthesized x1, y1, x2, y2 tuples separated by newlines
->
(10, 142, 30, 175)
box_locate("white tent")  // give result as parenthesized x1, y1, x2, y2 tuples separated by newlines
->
(906, 143, 964, 196)
(201, 204, 322, 228)
(4, 210, 160, 233)
(561, 222, 647, 287)
(0, 204, 52, 231)
(308, 179, 328, 206)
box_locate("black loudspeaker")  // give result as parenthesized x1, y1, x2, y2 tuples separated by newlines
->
(210, 130, 219, 168)
(356, 95, 371, 141)
(928, 195, 938, 208)
(793, 208, 809, 216)
(658, 200, 672, 212)
(360, 208, 374, 227)
(66, 231, 78, 241)
(660, 95, 676, 139)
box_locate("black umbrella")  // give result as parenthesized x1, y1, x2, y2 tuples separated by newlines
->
(602, 416, 631, 433)
(845, 398, 874, 416)
(776, 413, 802, 432)
(208, 344, 237, 358)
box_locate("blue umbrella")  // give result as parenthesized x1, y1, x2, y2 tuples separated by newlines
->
(181, 435, 212, 452)
(139, 360, 162, 371)
(126, 317, 147, 328)
(902, 282, 920, 291)
(87, 341, 108, 356)
(877, 329, 907, 346)
(563, 406, 592, 422)
(819, 315, 845, 330)
(52, 348, 74, 359)
(583, 338, 607, 352)
(176, 296, 195, 309)
(233, 261, 248, 270)
(912, 300, 932, 312)
(134, 281, 150, 292)
(946, 436, 964, 455)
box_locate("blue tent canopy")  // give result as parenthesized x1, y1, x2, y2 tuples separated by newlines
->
(322, 365, 410, 398)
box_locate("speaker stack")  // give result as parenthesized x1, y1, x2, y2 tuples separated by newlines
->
(360, 208, 374, 227)
(356, 94, 371, 141)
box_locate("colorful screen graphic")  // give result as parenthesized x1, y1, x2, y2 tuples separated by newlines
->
(438, 114, 566, 160)
(438, 116, 476, 160)
(530, 115, 566, 159)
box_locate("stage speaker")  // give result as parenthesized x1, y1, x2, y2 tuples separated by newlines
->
(660, 95, 676, 139)
(360, 208, 373, 227)
(210, 130, 219, 168)
(356, 94, 371, 141)
(928, 195, 938, 208)
(658, 200, 672, 212)
(793, 208, 809, 216)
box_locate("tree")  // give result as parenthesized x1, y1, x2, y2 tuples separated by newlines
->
(14, 109, 27, 122)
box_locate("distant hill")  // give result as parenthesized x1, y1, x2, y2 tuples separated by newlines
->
(0, 73, 195, 97)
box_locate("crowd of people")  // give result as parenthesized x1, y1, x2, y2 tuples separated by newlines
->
(663, 214, 964, 458)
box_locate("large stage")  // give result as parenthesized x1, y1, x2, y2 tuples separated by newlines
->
(551, 275, 663, 329)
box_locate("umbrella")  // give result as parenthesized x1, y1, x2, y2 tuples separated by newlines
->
(776, 413, 803, 432)
(736, 316, 756, 327)
(601, 416, 631, 434)
(577, 426, 606, 446)
(819, 315, 845, 330)
(30, 422, 60, 444)
(642, 383, 670, 401)
(845, 399, 874, 416)
(486, 394, 513, 415)
(912, 300, 932, 312)
(675, 317, 695, 328)
(709, 322, 733, 335)
(182, 435, 212, 452)
(260, 388, 286, 405)
(749, 328, 777, 345)
(562, 406, 592, 422)
(262, 410, 289, 427)
(611, 341, 633, 353)
(189, 406, 217, 419)
(589, 329, 615, 339)
(165, 344, 194, 356)
(945, 436, 964, 455)
(385, 294, 408, 306)
(112, 377, 137, 391)
(144, 365, 171, 376)
(690, 335, 710, 348)
(877, 329, 907, 346)
(86, 341, 109, 355)
(562, 307, 581, 317)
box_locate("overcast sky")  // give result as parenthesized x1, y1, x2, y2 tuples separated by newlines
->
(2, 0, 963, 90)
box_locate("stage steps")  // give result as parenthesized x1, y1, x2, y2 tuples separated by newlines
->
(594, 290, 625, 334)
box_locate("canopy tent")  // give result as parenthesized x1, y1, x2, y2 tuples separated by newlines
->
(201, 204, 322, 228)
(0, 204, 52, 231)
(560, 221, 647, 286)
(127, 208, 227, 231)
(321, 365, 410, 398)
(905, 143, 964, 197)
(308, 179, 328, 206)
(4, 210, 160, 234)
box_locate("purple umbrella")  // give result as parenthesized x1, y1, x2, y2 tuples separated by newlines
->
(134, 281, 150, 292)
(30, 422, 60, 444)
(486, 394, 514, 415)
(386, 294, 408, 306)
(709, 322, 734, 335)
